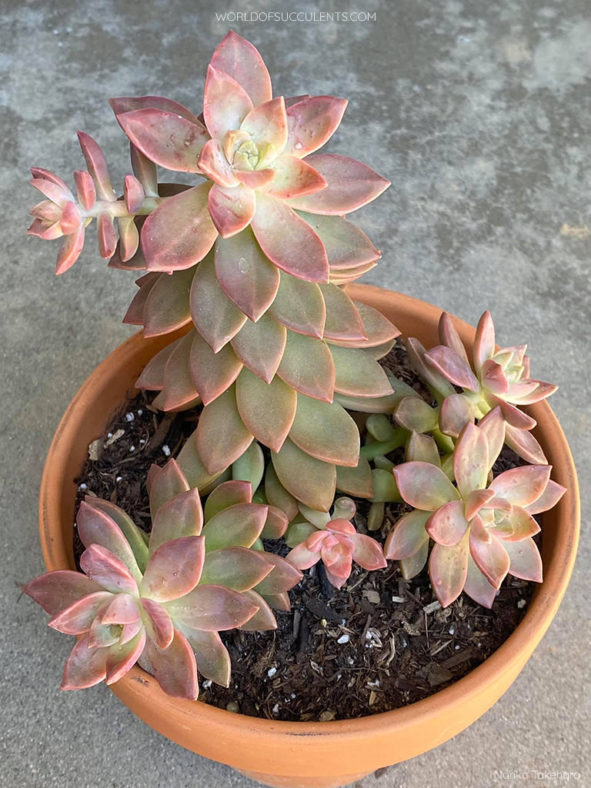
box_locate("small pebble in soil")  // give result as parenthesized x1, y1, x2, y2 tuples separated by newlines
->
(337, 635, 350, 645)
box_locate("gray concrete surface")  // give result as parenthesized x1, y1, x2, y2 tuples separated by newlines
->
(2, 1, 589, 786)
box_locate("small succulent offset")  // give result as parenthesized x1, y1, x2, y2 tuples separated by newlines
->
(385, 411, 566, 607)
(28, 31, 400, 514)
(24, 460, 301, 697)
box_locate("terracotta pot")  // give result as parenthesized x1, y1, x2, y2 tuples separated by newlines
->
(39, 284, 580, 788)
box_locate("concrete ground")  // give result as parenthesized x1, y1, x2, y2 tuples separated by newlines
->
(2, 0, 589, 786)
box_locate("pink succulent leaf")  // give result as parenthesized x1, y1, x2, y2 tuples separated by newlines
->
(236, 369, 296, 453)
(469, 520, 510, 588)
(251, 193, 329, 283)
(351, 533, 387, 571)
(439, 393, 474, 438)
(394, 462, 460, 511)
(141, 598, 174, 649)
(428, 532, 470, 608)
(237, 590, 277, 631)
(166, 584, 259, 631)
(73, 170, 96, 210)
(286, 153, 390, 215)
(272, 440, 336, 512)
(240, 97, 288, 167)
(200, 547, 274, 591)
(77, 500, 142, 583)
(490, 506, 540, 541)
(474, 310, 495, 372)
(394, 396, 439, 433)
(464, 555, 498, 608)
(77, 132, 115, 201)
(234, 168, 275, 188)
(142, 267, 193, 338)
(324, 566, 351, 589)
(178, 627, 231, 686)
(144, 629, 199, 699)
(23, 571, 104, 616)
(99, 593, 140, 625)
(331, 345, 393, 398)
(118, 217, 140, 262)
(490, 397, 536, 431)
(265, 155, 326, 199)
(141, 536, 205, 602)
(196, 387, 254, 474)
(198, 138, 239, 187)
(61, 635, 108, 690)
(48, 591, 113, 635)
(135, 338, 175, 389)
(148, 459, 190, 518)
(27, 217, 62, 241)
(507, 380, 558, 404)
(425, 346, 479, 392)
(203, 65, 253, 140)
(262, 591, 291, 612)
(80, 545, 139, 595)
(261, 505, 289, 540)
(477, 406, 506, 469)
(105, 630, 147, 685)
(124, 174, 145, 213)
(297, 212, 380, 270)
(481, 359, 509, 395)
(30, 166, 73, 196)
(202, 502, 268, 550)
(489, 465, 552, 507)
(320, 284, 367, 341)
(117, 109, 207, 172)
(254, 553, 303, 595)
(265, 464, 299, 522)
(269, 273, 326, 339)
(203, 480, 253, 521)
(286, 541, 322, 570)
(208, 31, 272, 108)
(438, 313, 470, 365)
(141, 183, 218, 271)
(426, 500, 469, 546)
(150, 489, 204, 554)
(404, 337, 455, 398)
(525, 479, 566, 515)
(383, 510, 430, 560)
(110, 95, 202, 124)
(97, 213, 117, 259)
(29, 177, 70, 205)
(55, 226, 85, 274)
(88, 617, 121, 649)
(208, 182, 256, 238)
(29, 199, 62, 222)
(129, 143, 158, 197)
(109, 231, 148, 271)
(504, 423, 547, 465)
(400, 541, 429, 580)
(453, 422, 489, 497)
(464, 488, 495, 521)
(59, 202, 83, 235)
(159, 332, 200, 411)
(284, 95, 348, 157)
(504, 537, 543, 583)
(289, 392, 360, 466)
(231, 312, 287, 384)
(189, 332, 243, 406)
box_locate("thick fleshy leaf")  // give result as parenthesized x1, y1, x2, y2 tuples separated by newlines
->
(176, 430, 223, 492)
(166, 584, 259, 631)
(489, 465, 552, 507)
(30, 166, 72, 196)
(143, 268, 193, 337)
(478, 406, 506, 469)
(453, 423, 489, 497)
(142, 183, 218, 271)
(330, 302, 400, 349)
(492, 506, 540, 541)
(439, 313, 470, 365)
(209, 31, 272, 108)
(404, 337, 456, 398)
(130, 143, 158, 196)
(123, 273, 158, 325)
(464, 488, 495, 521)
(508, 379, 557, 405)
(61, 636, 108, 690)
(118, 216, 140, 262)
(196, 387, 254, 474)
(215, 229, 280, 321)
(99, 593, 140, 625)
(203, 65, 253, 140)
(272, 440, 336, 511)
(425, 346, 479, 392)
(400, 540, 430, 580)
(406, 432, 441, 465)
(464, 555, 498, 608)
(234, 168, 274, 188)
(77, 501, 142, 583)
(135, 340, 176, 391)
(237, 590, 277, 631)
(55, 227, 85, 275)
(269, 273, 326, 338)
(469, 522, 510, 588)
(254, 553, 303, 595)
(241, 97, 288, 167)
(429, 531, 470, 608)
(426, 500, 468, 546)
(336, 455, 373, 498)
(298, 212, 379, 269)
(178, 627, 230, 686)
(394, 462, 460, 511)
(117, 109, 207, 172)
(203, 502, 267, 550)
(329, 261, 378, 285)
(23, 571, 104, 616)
(141, 598, 174, 648)
(351, 534, 387, 571)
(383, 510, 430, 560)
(504, 423, 547, 465)
(144, 629, 199, 699)
(265, 463, 299, 521)
(284, 95, 348, 157)
(331, 345, 393, 397)
(251, 193, 328, 282)
(73, 169, 96, 210)
(320, 284, 366, 341)
(504, 538, 543, 582)
(79, 502, 147, 577)
(439, 394, 474, 438)
(261, 505, 289, 539)
(526, 479, 566, 515)
(286, 154, 390, 215)
(236, 367, 296, 452)
(371, 468, 400, 502)
(160, 332, 199, 410)
(494, 398, 537, 431)
(481, 360, 509, 396)
(200, 547, 273, 590)
(124, 174, 145, 214)
(232, 441, 265, 491)
(48, 591, 113, 634)
(110, 95, 202, 124)
(204, 480, 253, 522)
(289, 394, 359, 466)
(335, 390, 398, 414)
(198, 139, 238, 187)
(150, 489, 203, 554)
(266, 155, 326, 199)
(79, 545, 138, 595)
(190, 252, 247, 352)
(189, 331, 242, 405)
(286, 541, 322, 571)
(148, 459, 190, 518)
(141, 536, 205, 602)
(77, 132, 115, 201)
(208, 182, 256, 238)
(474, 310, 495, 371)
(231, 312, 287, 383)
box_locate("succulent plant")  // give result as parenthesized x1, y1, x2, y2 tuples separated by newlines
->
(24, 460, 301, 697)
(28, 31, 400, 513)
(384, 412, 565, 607)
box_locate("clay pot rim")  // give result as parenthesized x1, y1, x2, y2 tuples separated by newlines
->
(39, 283, 580, 740)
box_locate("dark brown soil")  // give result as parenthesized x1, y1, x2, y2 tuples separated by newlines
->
(73, 342, 535, 721)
